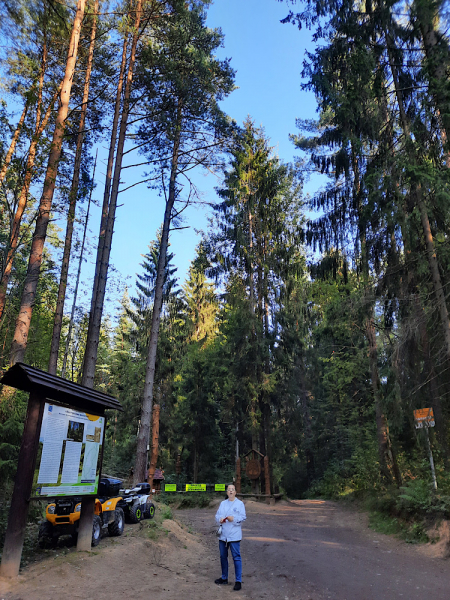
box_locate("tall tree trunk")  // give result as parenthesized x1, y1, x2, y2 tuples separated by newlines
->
(147, 403, 160, 488)
(0, 77, 62, 321)
(82, 0, 143, 388)
(0, 100, 29, 187)
(386, 32, 450, 363)
(86, 34, 128, 341)
(413, 0, 450, 146)
(134, 99, 183, 484)
(61, 152, 97, 380)
(193, 443, 198, 484)
(9, 0, 86, 366)
(366, 310, 402, 486)
(48, 0, 99, 375)
(413, 295, 449, 462)
(298, 357, 315, 485)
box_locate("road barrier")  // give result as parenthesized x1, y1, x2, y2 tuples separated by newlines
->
(163, 483, 228, 493)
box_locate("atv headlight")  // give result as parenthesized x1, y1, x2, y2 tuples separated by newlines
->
(74, 503, 81, 513)
(47, 504, 56, 514)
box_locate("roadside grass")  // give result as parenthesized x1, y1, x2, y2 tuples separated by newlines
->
(367, 509, 429, 543)
(308, 474, 450, 545)
(335, 487, 432, 544)
(157, 492, 216, 509)
(138, 500, 174, 541)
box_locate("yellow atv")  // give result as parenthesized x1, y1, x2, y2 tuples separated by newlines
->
(38, 478, 124, 548)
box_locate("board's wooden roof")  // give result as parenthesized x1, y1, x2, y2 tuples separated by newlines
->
(1, 363, 123, 412)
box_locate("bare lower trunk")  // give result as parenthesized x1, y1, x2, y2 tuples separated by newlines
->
(366, 311, 402, 486)
(82, 0, 143, 388)
(147, 403, 160, 489)
(134, 99, 182, 483)
(10, 0, 86, 366)
(298, 358, 315, 485)
(193, 444, 198, 484)
(48, 0, 99, 375)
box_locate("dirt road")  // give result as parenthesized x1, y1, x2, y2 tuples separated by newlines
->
(179, 499, 450, 600)
(2, 499, 450, 600)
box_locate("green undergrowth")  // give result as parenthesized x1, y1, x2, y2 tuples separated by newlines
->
(307, 467, 450, 544)
(157, 492, 216, 509)
(338, 479, 450, 544)
(138, 500, 173, 541)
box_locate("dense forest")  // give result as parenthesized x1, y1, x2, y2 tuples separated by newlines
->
(1, 0, 450, 530)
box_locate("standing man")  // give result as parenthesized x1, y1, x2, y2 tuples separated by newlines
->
(215, 484, 246, 591)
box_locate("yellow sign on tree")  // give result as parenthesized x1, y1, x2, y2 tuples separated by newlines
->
(185, 484, 206, 491)
(414, 408, 435, 429)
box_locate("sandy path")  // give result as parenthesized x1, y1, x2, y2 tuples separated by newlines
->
(1, 499, 450, 600)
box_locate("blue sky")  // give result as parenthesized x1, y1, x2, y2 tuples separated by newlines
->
(80, 0, 320, 314)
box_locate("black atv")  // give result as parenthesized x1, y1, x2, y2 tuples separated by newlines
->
(117, 482, 156, 524)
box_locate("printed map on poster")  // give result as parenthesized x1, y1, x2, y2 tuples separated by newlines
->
(33, 403, 105, 497)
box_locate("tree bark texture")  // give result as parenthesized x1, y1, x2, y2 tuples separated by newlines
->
(82, 0, 143, 388)
(147, 403, 160, 489)
(48, 0, 99, 375)
(9, 0, 87, 366)
(86, 35, 128, 340)
(61, 153, 97, 380)
(0, 99, 29, 187)
(366, 311, 402, 486)
(133, 99, 183, 483)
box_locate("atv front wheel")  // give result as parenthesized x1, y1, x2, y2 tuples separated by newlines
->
(145, 502, 155, 520)
(108, 507, 124, 537)
(38, 520, 57, 549)
(129, 504, 143, 523)
(92, 515, 102, 546)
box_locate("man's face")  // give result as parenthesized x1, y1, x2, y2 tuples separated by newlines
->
(227, 485, 236, 500)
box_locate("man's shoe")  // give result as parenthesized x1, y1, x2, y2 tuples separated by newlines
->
(233, 582, 242, 591)
(215, 578, 228, 585)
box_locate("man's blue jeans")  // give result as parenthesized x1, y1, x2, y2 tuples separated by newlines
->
(219, 540, 242, 582)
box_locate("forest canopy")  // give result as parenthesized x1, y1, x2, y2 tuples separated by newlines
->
(1, 0, 450, 531)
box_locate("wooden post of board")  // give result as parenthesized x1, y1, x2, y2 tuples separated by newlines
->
(264, 455, 270, 496)
(0, 392, 44, 578)
(147, 404, 160, 493)
(236, 457, 241, 493)
(76, 496, 96, 551)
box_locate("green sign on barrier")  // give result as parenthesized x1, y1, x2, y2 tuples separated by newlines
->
(186, 484, 206, 491)
(165, 484, 177, 492)
(215, 484, 226, 491)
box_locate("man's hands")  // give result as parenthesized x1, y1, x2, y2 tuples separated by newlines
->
(220, 516, 234, 523)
